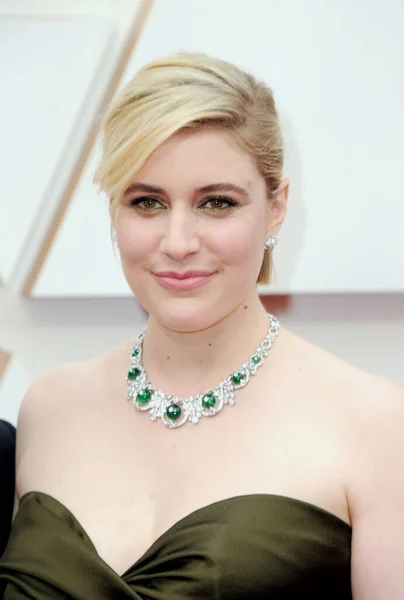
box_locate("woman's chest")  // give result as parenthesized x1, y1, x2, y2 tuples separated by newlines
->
(17, 386, 350, 576)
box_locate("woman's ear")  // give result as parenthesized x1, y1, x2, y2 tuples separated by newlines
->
(268, 177, 289, 235)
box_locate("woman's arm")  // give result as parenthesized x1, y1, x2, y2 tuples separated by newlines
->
(349, 378, 404, 599)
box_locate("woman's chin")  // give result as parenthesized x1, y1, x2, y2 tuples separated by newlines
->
(148, 298, 224, 333)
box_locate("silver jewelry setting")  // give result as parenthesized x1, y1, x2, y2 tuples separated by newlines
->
(127, 314, 280, 429)
(265, 235, 278, 251)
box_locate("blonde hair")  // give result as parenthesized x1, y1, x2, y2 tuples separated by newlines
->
(94, 52, 284, 284)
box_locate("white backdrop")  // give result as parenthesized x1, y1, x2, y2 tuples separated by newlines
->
(0, 0, 403, 424)
(0, 16, 113, 283)
(4, 0, 402, 296)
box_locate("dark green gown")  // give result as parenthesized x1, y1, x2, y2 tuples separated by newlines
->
(0, 491, 352, 598)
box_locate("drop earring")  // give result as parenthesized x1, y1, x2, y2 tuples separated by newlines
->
(265, 235, 278, 251)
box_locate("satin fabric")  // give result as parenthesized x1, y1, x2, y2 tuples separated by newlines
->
(0, 491, 352, 599)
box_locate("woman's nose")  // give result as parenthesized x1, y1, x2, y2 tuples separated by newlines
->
(160, 210, 200, 261)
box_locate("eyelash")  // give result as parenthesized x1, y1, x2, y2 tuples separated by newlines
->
(129, 196, 238, 211)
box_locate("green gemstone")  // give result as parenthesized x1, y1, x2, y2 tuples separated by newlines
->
(137, 389, 151, 404)
(166, 404, 181, 420)
(202, 394, 216, 408)
(128, 368, 140, 380)
(252, 355, 260, 364)
(231, 372, 245, 385)
(132, 349, 139, 357)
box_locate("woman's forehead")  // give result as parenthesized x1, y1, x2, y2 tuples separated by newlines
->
(132, 130, 262, 190)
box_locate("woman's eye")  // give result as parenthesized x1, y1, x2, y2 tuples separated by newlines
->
(202, 197, 236, 210)
(129, 197, 163, 210)
(128, 196, 236, 211)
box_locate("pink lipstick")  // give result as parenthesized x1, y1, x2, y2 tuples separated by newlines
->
(152, 270, 215, 291)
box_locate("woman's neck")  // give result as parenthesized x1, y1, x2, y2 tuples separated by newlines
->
(141, 294, 271, 397)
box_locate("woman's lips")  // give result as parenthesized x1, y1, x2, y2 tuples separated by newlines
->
(152, 272, 215, 291)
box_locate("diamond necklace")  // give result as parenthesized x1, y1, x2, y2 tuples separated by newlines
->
(126, 313, 280, 429)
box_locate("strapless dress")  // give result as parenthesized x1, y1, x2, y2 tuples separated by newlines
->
(0, 491, 352, 598)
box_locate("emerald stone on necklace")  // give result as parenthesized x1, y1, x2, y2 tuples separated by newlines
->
(127, 313, 280, 429)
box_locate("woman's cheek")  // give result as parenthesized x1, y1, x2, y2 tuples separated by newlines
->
(208, 219, 264, 267)
(117, 220, 157, 262)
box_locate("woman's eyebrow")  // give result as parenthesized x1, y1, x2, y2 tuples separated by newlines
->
(124, 183, 164, 195)
(124, 182, 249, 197)
(197, 183, 249, 197)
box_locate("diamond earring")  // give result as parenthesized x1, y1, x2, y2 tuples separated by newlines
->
(265, 235, 278, 251)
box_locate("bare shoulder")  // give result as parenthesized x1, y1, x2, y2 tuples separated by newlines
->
(281, 327, 404, 514)
(341, 371, 404, 519)
(279, 326, 402, 398)
(16, 343, 131, 461)
(293, 327, 404, 417)
(19, 344, 125, 411)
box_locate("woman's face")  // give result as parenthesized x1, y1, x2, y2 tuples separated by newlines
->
(115, 128, 287, 332)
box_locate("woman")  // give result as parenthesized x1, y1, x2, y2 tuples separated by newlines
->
(1, 52, 403, 599)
